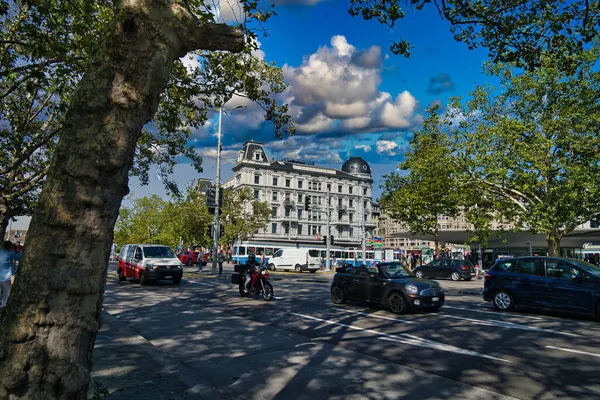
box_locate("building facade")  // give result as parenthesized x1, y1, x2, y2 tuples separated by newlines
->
(222, 141, 376, 248)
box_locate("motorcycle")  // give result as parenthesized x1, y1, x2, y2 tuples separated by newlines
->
(233, 265, 273, 301)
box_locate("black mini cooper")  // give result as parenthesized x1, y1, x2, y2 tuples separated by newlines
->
(331, 262, 445, 314)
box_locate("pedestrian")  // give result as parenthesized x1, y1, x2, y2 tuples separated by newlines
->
(261, 252, 266, 266)
(218, 251, 225, 275)
(1, 241, 20, 309)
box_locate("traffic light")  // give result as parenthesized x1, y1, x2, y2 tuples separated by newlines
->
(205, 187, 216, 207)
(322, 235, 327, 245)
(330, 235, 334, 246)
(304, 195, 311, 211)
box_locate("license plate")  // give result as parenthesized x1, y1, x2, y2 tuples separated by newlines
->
(432, 297, 440, 302)
(165, 276, 172, 279)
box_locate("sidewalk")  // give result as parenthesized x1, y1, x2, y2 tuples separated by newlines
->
(91, 311, 222, 400)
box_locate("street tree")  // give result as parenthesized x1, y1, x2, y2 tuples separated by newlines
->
(422, 51, 600, 256)
(220, 187, 271, 248)
(0, 0, 293, 240)
(379, 120, 461, 253)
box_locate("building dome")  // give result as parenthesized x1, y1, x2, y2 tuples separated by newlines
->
(341, 157, 371, 176)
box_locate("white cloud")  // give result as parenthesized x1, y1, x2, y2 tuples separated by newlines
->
(282, 35, 421, 134)
(376, 140, 404, 156)
(355, 144, 372, 152)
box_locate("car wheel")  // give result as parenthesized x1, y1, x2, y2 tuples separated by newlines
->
(186, 258, 193, 266)
(451, 271, 461, 281)
(295, 264, 302, 273)
(415, 270, 424, 279)
(493, 290, 515, 311)
(140, 272, 148, 286)
(331, 285, 346, 304)
(268, 263, 276, 271)
(118, 269, 126, 282)
(388, 292, 408, 314)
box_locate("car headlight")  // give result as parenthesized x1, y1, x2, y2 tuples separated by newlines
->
(405, 284, 418, 294)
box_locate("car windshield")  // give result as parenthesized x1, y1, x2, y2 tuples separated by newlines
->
(143, 246, 176, 259)
(379, 263, 413, 278)
(570, 259, 600, 278)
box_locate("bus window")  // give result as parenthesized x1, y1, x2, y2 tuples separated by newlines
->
(239, 246, 246, 255)
(367, 252, 374, 259)
(334, 251, 342, 258)
(248, 247, 256, 254)
(265, 248, 274, 256)
(349, 252, 354, 259)
(257, 247, 265, 255)
(320, 250, 326, 258)
(233, 246, 238, 255)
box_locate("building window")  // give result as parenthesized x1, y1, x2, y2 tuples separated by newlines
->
(285, 192, 291, 200)
(349, 186, 353, 194)
(285, 179, 291, 188)
(327, 183, 331, 192)
(254, 175, 260, 184)
(338, 212, 343, 220)
(349, 213, 354, 223)
(349, 199, 353, 207)
(363, 200, 367, 208)
(298, 193, 303, 202)
(311, 225, 317, 235)
(350, 227, 354, 237)
(271, 223, 277, 234)
(272, 207, 277, 217)
(284, 225, 289, 234)
(338, 185, 343, 193)
(298, 180, 303, 189)
(338, 198, 343, 207)
(285, 208, 290, 217)
(254, 189, 260, 200)
(298, 209, 303, 218)
(318, 182, 322, 191)
(273, 177, 278, 186)
(235, 174, 241, 183)
(298, 225, 302, 235)
(272, 192, 278, 201)
(363, 187, 368, 196)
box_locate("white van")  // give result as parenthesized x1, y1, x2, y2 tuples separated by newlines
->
(117, 244, 183, 285)
(267, 248, 321, 273)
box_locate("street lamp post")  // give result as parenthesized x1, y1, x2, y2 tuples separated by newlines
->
(212, 104, 245, 274)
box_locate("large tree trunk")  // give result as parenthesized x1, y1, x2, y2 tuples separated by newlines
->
(546, 230, 563, 257)
(0, 204, 9, 241)
(0, 2, 243, 399)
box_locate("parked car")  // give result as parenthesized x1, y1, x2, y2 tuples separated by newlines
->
(178, 250, 200, 266)
(117, 244, 183, 285)
(267, 248, 321, 273)
(331, 262, 445, 314)
(483, 256, 600, 317)
(413, 258, 476, 281)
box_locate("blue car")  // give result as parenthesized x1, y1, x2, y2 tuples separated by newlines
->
(483, 256, 600, 317)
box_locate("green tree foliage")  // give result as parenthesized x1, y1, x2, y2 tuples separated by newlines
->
(114, 183, 213, 249)
(350, 0, 600, 70)
(397, 50, 600, 255)
(220, 187, 271, 247)
(0, 0, 293, 238)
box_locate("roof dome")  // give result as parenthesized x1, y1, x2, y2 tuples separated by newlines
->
(341, 157, 371, 176)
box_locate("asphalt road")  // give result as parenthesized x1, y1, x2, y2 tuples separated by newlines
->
(100, 262, 600, 399)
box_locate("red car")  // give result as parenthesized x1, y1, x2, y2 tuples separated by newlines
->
(178, 251, 200, 266)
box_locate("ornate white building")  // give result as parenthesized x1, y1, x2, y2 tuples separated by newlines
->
(222, 141, 376, 248)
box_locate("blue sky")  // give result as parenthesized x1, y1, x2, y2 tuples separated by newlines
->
(12, 1, 495, 229)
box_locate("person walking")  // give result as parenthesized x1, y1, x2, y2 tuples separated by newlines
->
(260, 252, 266, 267)
(218, 251, 225, 275)
(1, 241, 20, 309)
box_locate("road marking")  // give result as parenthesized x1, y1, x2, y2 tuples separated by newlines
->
(432, 313, 579, 337)
(291, 313, 511, 363)
(545, 346, 600, 358)
(332, 308, 415, 324)
(444, 306, 543, 320)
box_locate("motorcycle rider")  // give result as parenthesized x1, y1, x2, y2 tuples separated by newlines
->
(244, 253, 261, 292)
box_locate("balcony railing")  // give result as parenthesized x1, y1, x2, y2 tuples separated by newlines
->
(283, 199, 296, 208)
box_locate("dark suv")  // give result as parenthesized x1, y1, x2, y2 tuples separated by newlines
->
(413, 258, 476, 281)
(483, 257, 600, 317)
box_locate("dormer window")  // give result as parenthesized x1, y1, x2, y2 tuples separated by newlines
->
(253, 150, 263, 161)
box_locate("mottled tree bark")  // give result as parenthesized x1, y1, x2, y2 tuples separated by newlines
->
(0, 1, 243, 399)
(546, 230, 563, 257)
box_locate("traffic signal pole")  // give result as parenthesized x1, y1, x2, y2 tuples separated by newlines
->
(326, 193, 331, 270)
(211, 107, 222, 274)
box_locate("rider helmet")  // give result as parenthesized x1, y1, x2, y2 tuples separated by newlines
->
(248, 253, 256, 261)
